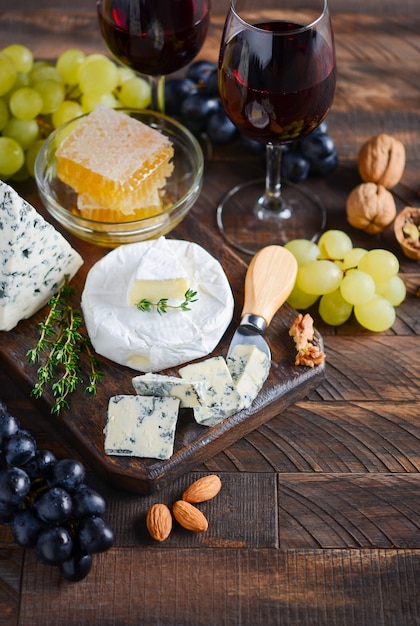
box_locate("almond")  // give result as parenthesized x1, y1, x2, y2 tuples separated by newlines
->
(146, 503, 172, 542)
(182, 475, 222, 504)
(172, 500, 208, 532)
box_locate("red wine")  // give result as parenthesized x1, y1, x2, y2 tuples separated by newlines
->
(219, 21, 336, 144)
(97, 0, 210, 76)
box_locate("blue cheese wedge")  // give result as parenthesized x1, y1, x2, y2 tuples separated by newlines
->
(127, 237, 189, 306)
(132, 373, 207, 408)
(104, 395, 180, 460)
(81, 238, 234, 372)
(0, 180, 83, 332)
(179, 356, 243, 427)
(227, 344, 271, 409)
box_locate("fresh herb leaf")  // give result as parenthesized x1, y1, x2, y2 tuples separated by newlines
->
(27, 279, 104, 415)
(136, 289, 198, 315)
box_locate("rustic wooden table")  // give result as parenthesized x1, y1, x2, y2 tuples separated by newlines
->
(1, 1, 419, 624)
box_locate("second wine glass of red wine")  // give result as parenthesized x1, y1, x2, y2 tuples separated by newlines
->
(97, 0, 211, 113)
(217, 0, 336, 254)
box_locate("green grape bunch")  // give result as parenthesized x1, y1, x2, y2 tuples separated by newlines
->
(285, 229, 406, 332)
(0, 44, 152, 182)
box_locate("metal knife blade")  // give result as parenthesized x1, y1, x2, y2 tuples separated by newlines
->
(227, 245, 298, 359)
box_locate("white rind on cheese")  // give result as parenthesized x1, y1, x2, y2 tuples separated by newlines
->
(132, 372, 207, 408)
(81, 238, 234, 372)
(0, 181, 83, 332)
(127, 237, 189, 306)
(179, 356, 243, 427)
(104, 394, 180, 460)
(227, 344, 271, 409)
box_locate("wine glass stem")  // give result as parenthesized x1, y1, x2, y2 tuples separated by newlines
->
(149, 75, 165, 113)
(258, 144, 292, 218)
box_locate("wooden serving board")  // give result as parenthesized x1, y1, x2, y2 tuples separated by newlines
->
(0, 190, 324, 494)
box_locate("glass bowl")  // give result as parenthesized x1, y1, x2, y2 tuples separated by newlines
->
(34, 109, 204, 247)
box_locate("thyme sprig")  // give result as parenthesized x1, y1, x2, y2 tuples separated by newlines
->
(135, 288, 198, 316)
(27, 281, 104, 415)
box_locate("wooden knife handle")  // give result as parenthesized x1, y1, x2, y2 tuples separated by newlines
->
(241, 245, 298, 326)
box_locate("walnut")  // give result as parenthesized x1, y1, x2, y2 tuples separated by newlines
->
(289, 313, 325, 367)
(358, 133, 405, 189)
(393, 206, 420, 260)
(346, 182, 396, 234)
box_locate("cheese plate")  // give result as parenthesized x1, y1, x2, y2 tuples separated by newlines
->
(0, 185, 325, 494)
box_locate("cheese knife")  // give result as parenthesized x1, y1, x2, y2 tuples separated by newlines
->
(227, 245, 298, 360)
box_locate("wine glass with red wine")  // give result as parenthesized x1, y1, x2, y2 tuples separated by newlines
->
(217, 0, 336, 254)
(97, 0, 211, 112)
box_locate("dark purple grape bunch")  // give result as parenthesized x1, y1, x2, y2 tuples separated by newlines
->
(0, 400, 113, 582)
(165, 60, 338, 181)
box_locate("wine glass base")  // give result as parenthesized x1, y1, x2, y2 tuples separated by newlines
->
(216, 178, 327, 255)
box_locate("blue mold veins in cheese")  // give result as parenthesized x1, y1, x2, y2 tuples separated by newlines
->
(0, 180, 83, 332)
(132, 373, 207, 408)
(105, 395, 180, 460)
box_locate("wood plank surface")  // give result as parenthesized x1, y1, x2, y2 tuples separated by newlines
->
(0, 0, 419, 624)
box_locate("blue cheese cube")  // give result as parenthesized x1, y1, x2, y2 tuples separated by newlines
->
(0, 181, 83, 331)
(132, 373, 207, 408)
(179, 356, 243, 427)
(227, 344, 271, 409)
(104, 395, 180, 460)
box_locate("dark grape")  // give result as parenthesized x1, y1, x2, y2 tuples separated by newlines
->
(164, 78, 198, 117)
(49, 458, 85, 492)
(206, 109, 238, 145)
(299, 132, 336, 162)
(309, 151, 339, 176)
(281, 150, 311, 183)
(78, 515, 114, 554)
(180, 93, 220, 134)
(3, 429, 36, 466)
(71, 485, 106, 520)
(36, 525, 73, 565)
(11, 508, 45, 548)
(186, 59, 216, 85)
(202, 67, 218, 96)
(0, 467, 31, 506)
(0, 402, 113, 583)
(0, 404, 20, 447)
(59, 550, 93, 582)
(34, 486, 73, 524)
(25, 449, 57, 480)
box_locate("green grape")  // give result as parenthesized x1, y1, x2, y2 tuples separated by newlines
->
(0, 136, 25, 176)
(0, 98, 9, 130)
(118, 76, 152, 108)
(296, 260, 343, 295)
(52, 100, 84, 128)
(10, 161, 30, 182)
(284, 239, 320, 267)
(35, 79, 65, 114)
(26, 138, 45, 177)
(56, 49, 86, 84)
(340, 247, 367, 271)
(29, 63, 64, 85)
(2, 118, 39, 150)
(9, 87, 43, 120)
(354, 295, 395, 332)
(78, 55, 119, 95)
(81, 91, 118, 113)
(376, 275, 406, 306)
(117, 66, 136, 85)
(318, 229, 353, 260)
(340, 269, 376, 305)
(3, 44, 33, 73)
(287, 283, 319, 310)
(0, 51, 17, 96)
(357, 249, 399, 282)
(319, 289, 353, 326)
